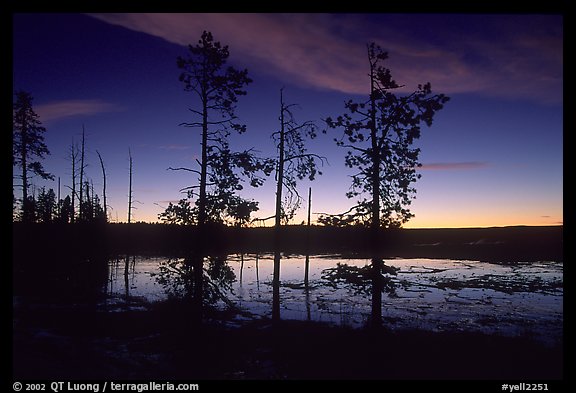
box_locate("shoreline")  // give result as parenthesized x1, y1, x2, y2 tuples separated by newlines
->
(12, 223, 563, 263)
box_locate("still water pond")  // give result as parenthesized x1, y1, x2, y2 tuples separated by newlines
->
(105, 254, 562, 345)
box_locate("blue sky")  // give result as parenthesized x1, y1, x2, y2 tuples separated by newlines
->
(12, 13, 563, 227)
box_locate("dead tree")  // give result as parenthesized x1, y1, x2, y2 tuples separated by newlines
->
(96, 150, 107, 221)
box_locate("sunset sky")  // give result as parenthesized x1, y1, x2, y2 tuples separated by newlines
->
(12, 13, 563, 228)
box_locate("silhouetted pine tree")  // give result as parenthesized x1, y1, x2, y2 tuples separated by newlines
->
(58, 195, 73, 224)
(36, 187, 57, 223)
(323, 43, 450, 325)
(13, 91, 53, 222)
(322, 44, 450, 229)
(170, 31, 273, 227)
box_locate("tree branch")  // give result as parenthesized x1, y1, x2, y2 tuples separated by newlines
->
(339, 143, 369, 154)
(187, 108, 204, 116)
(285, 153, 328, 163)
(168, 167, 201, 176)
(250, 214, 276, 223)
(285, 121, 314, 133)
(315, 203, 364, 218)
(179, 185, 199, 192)
(206, 119, 233, 126)
(179, 122, 203, 127)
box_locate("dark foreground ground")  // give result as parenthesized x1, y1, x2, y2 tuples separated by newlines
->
(13, 298, 563, 381)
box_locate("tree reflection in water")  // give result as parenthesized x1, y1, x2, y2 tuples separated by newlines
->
(322, 259, 399, 325)
(155, 254, 236, 309)
(321, 261, 399, 296)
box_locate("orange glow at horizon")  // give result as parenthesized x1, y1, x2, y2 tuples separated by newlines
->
(117, 208, 563, 229)
(403, 211, 563, 229)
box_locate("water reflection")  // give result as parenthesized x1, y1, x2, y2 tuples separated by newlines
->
(271, 252, 316, 322)
(272, 251, 281, 322)
(104, 254, 563, 345)
(321, 258, 400, 326)
(154, 254, 236, 308)
(124, 256, 130, 301)
(255, 254, 260, 290)
(304, 254, 310, 288)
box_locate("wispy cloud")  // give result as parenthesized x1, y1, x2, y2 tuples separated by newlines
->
(89, 13, 562, 104)
(419, 162, 489, 170)
(36, 99, 120, 123)
(539, 216, 563, 225)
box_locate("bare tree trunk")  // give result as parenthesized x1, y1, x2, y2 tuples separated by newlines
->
(198, 94, 208, 228)
(70, 140, 77, 224)
(85, 181, 91, 221)
(79, 126, 86, 221)
(97, 150, 107, 221)
(304, 187, 311, 287)
(192, 93, 209, 320)
(275, 89, 286, 231)
(57, 177, 61, 219)
(128, 149, 133, 223)
(20, 120, 28, 222)
(307, 187, 312, 227)
(90, 180, 96, 221)
(369, 52, 380, 235)
(272, 89, 286, 322)
(368, 47, 383, 327)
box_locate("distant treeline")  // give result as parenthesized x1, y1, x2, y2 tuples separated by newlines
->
(12, 222, 563, 263)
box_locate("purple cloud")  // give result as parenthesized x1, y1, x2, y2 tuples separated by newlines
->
(89, 13, 562, 104)
(36, 99, 120, 123)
